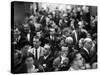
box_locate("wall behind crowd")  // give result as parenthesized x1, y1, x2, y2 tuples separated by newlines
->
(14, 2, 31, 25)
(13, 2, 97, 27)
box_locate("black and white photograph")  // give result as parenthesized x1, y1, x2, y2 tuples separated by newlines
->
(11, 1, 97, 74)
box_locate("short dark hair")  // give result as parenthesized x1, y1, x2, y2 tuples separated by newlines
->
(69, 51, 79, 65)
(20, 40, 30, 48)
(33, 36, 40, 41)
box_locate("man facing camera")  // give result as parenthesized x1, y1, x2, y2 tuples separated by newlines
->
(28, 36, 44, 61)
(39, 44, 54, 72)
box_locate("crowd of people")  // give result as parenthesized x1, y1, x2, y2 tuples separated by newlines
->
(12, 5, 97, 73)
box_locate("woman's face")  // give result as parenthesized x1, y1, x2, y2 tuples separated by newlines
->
(33, 39, 40, 48)
(25, 57, 34, 67)
(74, 53, 84, 67)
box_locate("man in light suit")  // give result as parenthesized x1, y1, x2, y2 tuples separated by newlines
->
(28, 36, 45, 61)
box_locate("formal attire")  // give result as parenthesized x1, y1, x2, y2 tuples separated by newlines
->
(39, 16, 46, 29)
(28, 46, 44, 60)
(80, 47, 90, 63)
(20, 30, 35, 46)
(39, 54, 54, 72)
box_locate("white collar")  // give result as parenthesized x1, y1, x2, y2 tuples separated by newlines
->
(44, 55, 49, 59)
(83, 47, 89, 54)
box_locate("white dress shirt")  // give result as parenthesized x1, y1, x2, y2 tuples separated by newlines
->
(28, 46, 44, 60)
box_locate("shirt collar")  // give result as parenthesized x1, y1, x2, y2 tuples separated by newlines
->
(83, 47, 89, 54)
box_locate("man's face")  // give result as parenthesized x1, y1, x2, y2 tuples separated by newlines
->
(49, 20, 53, 25)
(36, 32, 42, 38)
(50, 29, 55, 35)
(65, 31, 70, 37)
(22, 45, 30, 55)
(14, 29, 20, 38)
(25, 57, 34, 67)
(29, 20, 34, 25)
(85, 42, 92, 50)
(33, 39, 40, 48)
(24, 24, 30, 33)
(44, 46, 50, 56)
(48, 15, 52, 19)
(74, 53, 84, 67)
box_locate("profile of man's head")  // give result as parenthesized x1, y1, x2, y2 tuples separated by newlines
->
(84, 38, 93, 50)
(43, 44, 51, 56)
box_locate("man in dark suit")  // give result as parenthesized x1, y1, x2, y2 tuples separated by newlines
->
(39, 44, 54, 72)
(21, 23, 35, 46)
(13, 28, 26, 50)
(38, 11, 46, 29)
(71, 21, 88, 48)
(36, 31, 47, 47)
(45, 28, 60, 55)
(80, 38, 93, 63)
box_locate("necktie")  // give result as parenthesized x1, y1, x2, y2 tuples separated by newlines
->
(35, 49, 38, 60)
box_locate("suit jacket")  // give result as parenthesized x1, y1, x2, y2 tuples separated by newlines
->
(45, 35, 61, 54)
(20, 31, 35, 46)
(39, 54, 54, 72)
(71, 29, 80, 45)
(28, 46, 44, 60)
(39, 16, 46, 28)
(39, 37, 47, 47)
(80, 48, 90, 63)
(53, 56, 70, 71)
(13, 35, 27, 50)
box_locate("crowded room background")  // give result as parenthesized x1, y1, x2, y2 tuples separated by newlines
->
(11, 2, 97, 73)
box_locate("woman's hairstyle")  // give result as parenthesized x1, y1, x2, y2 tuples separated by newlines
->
(68, 51, 79, 65)
(22, 52, 34, 63)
